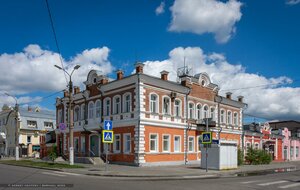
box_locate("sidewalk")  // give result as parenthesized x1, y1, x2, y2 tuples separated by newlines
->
(59, 161, 300, 179)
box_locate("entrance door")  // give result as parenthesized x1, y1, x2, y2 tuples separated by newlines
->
(90, 135, 99, 157)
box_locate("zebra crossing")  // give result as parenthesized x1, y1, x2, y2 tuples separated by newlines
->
(41, 171, 82, 177)
(240, 179, 300, 189)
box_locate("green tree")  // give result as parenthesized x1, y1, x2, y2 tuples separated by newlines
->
(48, 145, 58, 163)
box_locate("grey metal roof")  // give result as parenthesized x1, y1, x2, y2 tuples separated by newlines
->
(19, 108, 55, 120)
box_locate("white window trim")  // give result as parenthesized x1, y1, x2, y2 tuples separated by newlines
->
(196, 103, 202, 120)
(80, 136, 85, 153)
(74, 105, 80, 122)
(113, 95, 121, 115)
(149, 93, 159, 114)
(95, 100, 101, 118)
(162, 134, 170, 153)
(174, 135, 181, 153)
(88, 101, 95, 119)
(123, 133, 131, 154)
(162, 96, 171, 115)
(203, 104, 209, 119)
(233, 112, 238, 126)
(174, 98, 182, 118)
(188, 101, 195, 119)
(227, 110, 232, 125)
(103, 97, 111, 116)
(80, 104, 85, 120)
(188, 136, 195, 152)
(123, 92, 132, 113)
(149, 133, 159, 153)
(113, 134, 121, 153)
(220, 109, 225, 124)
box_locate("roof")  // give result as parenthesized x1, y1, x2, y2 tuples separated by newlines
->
(19, 108, 55, 120)
(269, 120, 300, 132)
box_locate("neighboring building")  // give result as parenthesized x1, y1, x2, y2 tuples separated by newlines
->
(55, 63, 246, 166)
(243, 122, 284, 162)
(0, 106, 55, 157)
(269, 121, 300, 161)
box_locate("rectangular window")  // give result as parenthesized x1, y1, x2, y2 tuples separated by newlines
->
(27, 135, 31, 143)
(296, 147, 299, 157)
(197, 136, 201, 152)
(74, 138, 79, 153)
(162, 135, 170, 152)
(123, 134, 131, 153)
(114, 134, 121, 153)
(174, 100, 180, 117)
(80, 136, 85, 154)
(27, 120, 37, 128)
(150, 134, 158, 152)
(188, 136, 194, 152)
(124, 94, 131, 112)
(44, 122, 53, 128)
(291, 146, 294, 158)
(174, 136, 181, 152)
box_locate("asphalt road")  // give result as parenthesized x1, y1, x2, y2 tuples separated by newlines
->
(0, 164, 299, 190)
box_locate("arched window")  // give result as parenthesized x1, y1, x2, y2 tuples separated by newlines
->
(74, 106, 80, 122)
(80, 104, 85, 120)
(196, 104, 202, 120)
(113, 95, 121, 114)
(150, 94, 158, 113)
(104, 98, 111, 116)
(227, 111, 232, 125)
(220, 110, 225, 123)
(88, 102, 94, 119)
(203, 105, 209, 119)
(233, 112, 238, 126)
(189, 102, 195, 119)
(95, 100, 101, 118)
(210, 107, 215, 120)
(174, 99, 181, 117)
(163, 96, 170, 115)
(123, 93, 131, 112)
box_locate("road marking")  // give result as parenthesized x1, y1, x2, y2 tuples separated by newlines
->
(52, 171, 82, 176)
(240, 180, 262, 184)
(42, 172, 65, 177)
(258, 180, 288, 186)
(279, 183, 300, 189)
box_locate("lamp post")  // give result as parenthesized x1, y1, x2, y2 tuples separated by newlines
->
(55, 64, 80, 165)
(5, 93, 19, 161)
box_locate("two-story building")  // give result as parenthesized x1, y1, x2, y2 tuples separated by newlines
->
(55, 63, 246, 166)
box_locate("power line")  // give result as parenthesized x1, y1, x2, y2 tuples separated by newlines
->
(19, 89, 65, 105)
(45, 0, 68, 84)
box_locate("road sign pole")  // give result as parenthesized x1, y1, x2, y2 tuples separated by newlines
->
(105, 144, 108, 172)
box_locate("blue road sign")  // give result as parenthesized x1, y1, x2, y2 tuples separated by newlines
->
(202, 132, 212, 144)
(104, 120, 113, 130)
(102, 130, 114, 143)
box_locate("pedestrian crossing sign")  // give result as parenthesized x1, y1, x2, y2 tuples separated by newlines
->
(202, 132, 212, 144)
(102, 130, 114, 143)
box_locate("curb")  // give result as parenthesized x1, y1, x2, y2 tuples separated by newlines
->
(0, 163, 66, 172)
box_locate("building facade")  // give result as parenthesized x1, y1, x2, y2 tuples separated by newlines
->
(56, 63, 246, 166)
(0, 106, 55, 157)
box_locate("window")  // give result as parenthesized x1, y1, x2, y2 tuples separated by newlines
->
(123, 134, 131, 153)
(27, 120, 37, 128)
(74, 138, 79, 153)
(174, 99, 181, 117)
(113, 96, 121, 114)
(227, 111, 232, 125)
(95, 100, 101, 118)
(81, 104, 85, 120)
(162, 135, 170, 152)
(58, 109, 63, 123)
(197, 136, 201, 152)
(246, 142, 251, 153)
(188, 136, 194, 152)
(163, 97, 170, 115)
(104, 98, 111, 116)
(44, 122, 53, 128)
(27, 135, 31, 143)
(150, 134, 158, 152)
(254, 143, 259, 150)
(203, 105, 209, 119)
(174, 136, 181, 152)
(74, 106, 80, 122)
(88, 102, 94, 119)
(150, 94, 158, 113)
(220, 110, 225, 123)
(233, 112, 238, 126)
(196, 104, 202, 119)
(296, 147, 299, 158)
(210, 107, 215, 120)
(114, 134, 121, 153)
(291, 146, 294, 158)
(189, 103, 195, 119)
(81, 136, 85, 153)
(123, 93, 131, 112)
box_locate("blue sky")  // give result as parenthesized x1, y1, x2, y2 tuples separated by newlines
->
(0, 0, 300, 122)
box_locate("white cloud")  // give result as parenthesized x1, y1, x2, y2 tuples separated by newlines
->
(155, 1, 165, 15)
(286, 0, 300, 5)
(141, 47, 299, 120)
(169, 0, 243, 43)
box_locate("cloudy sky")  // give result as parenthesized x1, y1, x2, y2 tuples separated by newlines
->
(0, 0, 299, 122)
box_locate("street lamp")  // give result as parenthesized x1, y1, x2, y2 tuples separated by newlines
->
(54, 64, 80, 165)
(5, 93, 19, 161)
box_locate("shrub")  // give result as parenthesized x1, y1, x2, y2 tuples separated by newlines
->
(245, 147, 272, 165)
(48, 145, 58, 163)
(238, 148, 244, 166)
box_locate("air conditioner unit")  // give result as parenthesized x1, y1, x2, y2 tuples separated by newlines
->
(170, 92, 177, 99)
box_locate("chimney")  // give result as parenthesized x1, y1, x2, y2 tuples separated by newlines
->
(63, 90, 69, 97)
(226, 92, 232, 99)
(116, 70, 124, 80)
(180, 76, 192, 87)
(135, 62, 144, 74)
(100, 76, 109, 84)
(237, 95, 244, 103)
(28, 106, 32, 112)
(160, 70, 169, 81)
(74, 86, 80, 94)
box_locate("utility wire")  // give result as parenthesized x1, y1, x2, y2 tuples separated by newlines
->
(45, 0, 68, 84)
(19, 89, 65, 105)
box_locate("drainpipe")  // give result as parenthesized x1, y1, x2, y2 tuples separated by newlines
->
(184, 87, 191, 165)
(137, 73, 141, 166)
